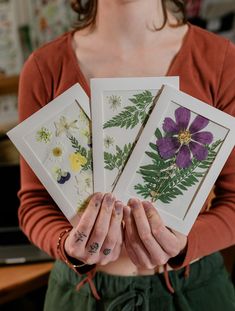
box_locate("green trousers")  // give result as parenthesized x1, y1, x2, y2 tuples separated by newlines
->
(44, 252, 235, 311)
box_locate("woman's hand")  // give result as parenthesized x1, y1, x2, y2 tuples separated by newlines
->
(65, 192, 124, 266)
(123, 198, 187, 269)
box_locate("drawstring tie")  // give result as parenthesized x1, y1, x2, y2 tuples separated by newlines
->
(184, 264, 190, 278)
(163, 263, 191, 294)
(75, 263, 191, 303)
(106, 288, 149, 311)
(163, 263, 193, 311)
(163, 264, 175, 293)
(76, 269, 101, 300)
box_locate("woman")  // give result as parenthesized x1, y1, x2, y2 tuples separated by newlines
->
(18, 0, 235, 310)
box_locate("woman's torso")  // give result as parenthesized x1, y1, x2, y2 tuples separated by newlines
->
(29, 22, 232, 276)
(71, 23, 186, 276)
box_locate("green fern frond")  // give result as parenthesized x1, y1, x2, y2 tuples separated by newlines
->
(103, 90, 154, 129)
(134, 126, 223, 204)
(104, 143, 133, 171)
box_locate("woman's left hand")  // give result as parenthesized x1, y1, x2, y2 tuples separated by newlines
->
(123, 198, 187, 269)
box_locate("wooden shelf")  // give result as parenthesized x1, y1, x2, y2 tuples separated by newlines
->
(0, 75, 19, 95)
(0, 261, 53, 304)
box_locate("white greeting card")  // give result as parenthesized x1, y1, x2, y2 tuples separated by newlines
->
(91, 77, 179, 193)
(7, 83, 91, 226)
(113, 85, 235, 235)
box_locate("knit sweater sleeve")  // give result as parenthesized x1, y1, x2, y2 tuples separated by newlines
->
(17, 53, 74, 262)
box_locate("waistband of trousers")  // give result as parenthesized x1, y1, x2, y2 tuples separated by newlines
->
(156, 257, 201, 273)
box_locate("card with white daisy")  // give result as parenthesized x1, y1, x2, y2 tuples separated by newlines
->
(113, 85, 235, 235)
(91, 77, 179, 193)
(7, 83, 91, 226)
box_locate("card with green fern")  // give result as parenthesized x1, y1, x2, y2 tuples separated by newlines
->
(91, 77, 179, 193)
(7, 83, 92, 226)
(113, 85, 235, 235)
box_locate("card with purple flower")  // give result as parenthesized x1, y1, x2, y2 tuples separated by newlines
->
(7, 83, 92, 226)
(91, 77, 179, 193)
(113, 85, 235, 235)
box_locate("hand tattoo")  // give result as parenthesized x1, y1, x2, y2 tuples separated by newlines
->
(88, 242, 99, 254)
(103, 248, 111, 256)
(74, 231, 87, 243)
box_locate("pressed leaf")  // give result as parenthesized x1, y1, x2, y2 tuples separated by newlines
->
(103, 90, 154, 129)
(178, 184, 188, 191)
(154, 128, 163, 139)
(142, 176, 159, 184)
(139, 169, 159, 177)
(104, 143, 133, 172)
(139, 164, 160, 171)
(149, 142, 158, 152)
(145, 151, 162, 161)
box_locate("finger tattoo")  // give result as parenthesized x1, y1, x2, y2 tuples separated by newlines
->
(74, 231, 87, 243)
(103, 248, 111, 255)
(88, 242, 99, 254)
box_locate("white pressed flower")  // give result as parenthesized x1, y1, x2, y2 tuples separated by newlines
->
(36, 127, 52, 143)
(48, 141, 66, 163)
(54, 116, 79, 137)
(106, 95, 122, 111)
(104, 135, 114, 149)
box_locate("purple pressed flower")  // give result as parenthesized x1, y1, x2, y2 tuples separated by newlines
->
(156, 107, 213, 168)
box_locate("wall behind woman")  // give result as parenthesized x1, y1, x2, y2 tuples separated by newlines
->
(186, 0, 235, 42)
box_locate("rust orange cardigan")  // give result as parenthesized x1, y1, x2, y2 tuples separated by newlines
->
(17, 23, 235, 269)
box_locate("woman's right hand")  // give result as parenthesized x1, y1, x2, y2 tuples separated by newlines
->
(64, 192, 124, 266)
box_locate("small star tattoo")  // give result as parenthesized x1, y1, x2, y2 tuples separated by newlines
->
(74, 231, 87, 243)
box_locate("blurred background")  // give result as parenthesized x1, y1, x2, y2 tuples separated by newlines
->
(0, 0, 234, 310)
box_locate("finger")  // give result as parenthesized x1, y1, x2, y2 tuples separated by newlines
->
(99, 201, 124, 264)
(100, 227, 123, 265)
(129, 198, 168, 265)
(85, 193, 116, 263)
(109, 220, 124, 263)
(123, 205, 154, 269)
(111, 226, 123, 258)
(124, 230, 142, 267)
(67, 192, 104, 253)
(142, 201, 180, 257)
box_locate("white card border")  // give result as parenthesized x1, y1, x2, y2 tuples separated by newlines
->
(113, 84, 235, 235)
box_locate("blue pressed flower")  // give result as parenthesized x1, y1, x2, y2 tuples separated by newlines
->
(156, 107, 213, 168)
(56, 170, 71, 184)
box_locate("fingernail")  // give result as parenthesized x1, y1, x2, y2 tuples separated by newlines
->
(105, 193, 115, 207)
(115, 201, 123, 215)
(128, 198, 140, 208)
(142, 201, 152, 211)
(94, 192, 103, 207)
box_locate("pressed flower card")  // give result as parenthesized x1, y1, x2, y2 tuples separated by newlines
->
(7, 83, 91, 226)
(91, 77, 179, 193)
(113, 85, 235, 235)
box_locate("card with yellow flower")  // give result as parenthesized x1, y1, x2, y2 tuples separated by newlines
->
(7, 83, 91, 226)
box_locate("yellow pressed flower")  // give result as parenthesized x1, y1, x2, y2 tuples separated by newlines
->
(69, 152, 87, 172)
